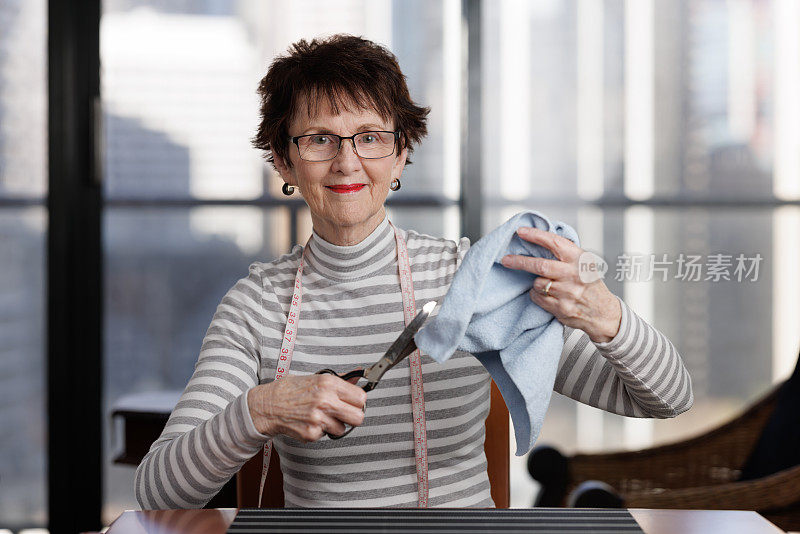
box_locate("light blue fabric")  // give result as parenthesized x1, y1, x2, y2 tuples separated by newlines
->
(414, 211, 580, 456)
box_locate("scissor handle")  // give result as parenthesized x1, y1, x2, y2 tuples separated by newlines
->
(316, 367, 365, 382)
(315, 368, 368, 440)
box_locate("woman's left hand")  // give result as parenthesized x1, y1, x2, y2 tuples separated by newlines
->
(500, 226, 622, 343)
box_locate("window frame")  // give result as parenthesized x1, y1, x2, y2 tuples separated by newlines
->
(47, 0, 103, 532)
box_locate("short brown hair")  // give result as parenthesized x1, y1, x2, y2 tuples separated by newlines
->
(252, 34, 429, 167)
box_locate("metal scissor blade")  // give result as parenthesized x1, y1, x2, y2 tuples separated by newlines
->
(385, 301, 435, 366)
(363, 301, 436, 384)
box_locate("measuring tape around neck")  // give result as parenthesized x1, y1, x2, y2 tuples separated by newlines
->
(257, 223, 430, 507)
(394, 226, 430, 507)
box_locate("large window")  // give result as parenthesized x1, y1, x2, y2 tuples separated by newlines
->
(0, 0, 47, 530)
(483, 0, 800, 506)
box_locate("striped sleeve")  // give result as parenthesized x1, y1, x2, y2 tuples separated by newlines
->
(554, 296, 694, 417)
(134, 265, 270, 510)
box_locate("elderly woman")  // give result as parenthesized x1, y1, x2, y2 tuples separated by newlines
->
(135, 34, 692, 509)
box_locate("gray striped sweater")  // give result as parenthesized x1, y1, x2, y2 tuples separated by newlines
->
(134, 216, 693, 509)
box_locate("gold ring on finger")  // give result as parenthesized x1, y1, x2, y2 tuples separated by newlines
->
(543, 279, 553, 297)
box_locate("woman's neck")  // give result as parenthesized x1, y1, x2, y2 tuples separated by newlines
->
(305, 214, 395, 281)
(311, 208, 387, 246)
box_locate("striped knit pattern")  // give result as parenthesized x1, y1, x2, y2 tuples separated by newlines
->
(135, 216, 693, 510)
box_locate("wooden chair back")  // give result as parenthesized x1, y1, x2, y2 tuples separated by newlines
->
(237, 380, 510, 508)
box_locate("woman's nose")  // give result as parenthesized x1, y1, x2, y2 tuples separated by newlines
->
(331, 138, 362, 174)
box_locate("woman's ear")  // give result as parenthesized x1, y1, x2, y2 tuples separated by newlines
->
(392, 147, 408, 180)
(273, 154, 295, 185)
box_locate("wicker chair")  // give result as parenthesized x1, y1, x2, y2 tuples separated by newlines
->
(528, 357, 800, 532)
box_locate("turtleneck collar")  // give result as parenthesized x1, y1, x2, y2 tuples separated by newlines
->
(305, 215, 397, 280)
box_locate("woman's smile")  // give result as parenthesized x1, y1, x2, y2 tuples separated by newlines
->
(326, 183, 366, 194)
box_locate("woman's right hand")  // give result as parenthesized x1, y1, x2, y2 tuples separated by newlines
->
(247, 373, 367, 443)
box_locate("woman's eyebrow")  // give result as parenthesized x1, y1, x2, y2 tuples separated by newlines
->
(300, 123, 389, 135)
(301, 126, 336, 135)
(355, 123, 387, 131)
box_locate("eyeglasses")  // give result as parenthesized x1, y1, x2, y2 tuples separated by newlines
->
(289, 131, 399, 162)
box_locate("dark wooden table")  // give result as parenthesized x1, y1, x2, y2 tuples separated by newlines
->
(105, 508, 786, 533)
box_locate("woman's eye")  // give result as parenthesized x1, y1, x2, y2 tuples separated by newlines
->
(361, 134, 376, 144)
(311, 135, 330, 145)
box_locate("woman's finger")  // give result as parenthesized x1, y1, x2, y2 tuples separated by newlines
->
(516, 227, 581, 263)
(334, 377, 368, 409)
(532, 276, 560, 297)
(315, 372, 366, 407)
(529, 287, 559, 310)
(326, 399, 366, 428)
(321, 414, 348, 437)
(501, 255, 572, 280)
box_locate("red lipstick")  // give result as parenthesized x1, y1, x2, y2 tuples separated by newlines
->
(326, 184, 366, 194)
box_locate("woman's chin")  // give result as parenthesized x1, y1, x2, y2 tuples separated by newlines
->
(315, 210, 383, 237)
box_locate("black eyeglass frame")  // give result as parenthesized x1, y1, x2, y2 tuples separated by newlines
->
(289, 130, 400, 162)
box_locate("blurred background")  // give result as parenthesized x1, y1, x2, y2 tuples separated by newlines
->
(1, 0, 799, 531)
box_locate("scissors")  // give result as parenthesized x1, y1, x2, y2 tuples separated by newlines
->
(315, 300, 437, 439)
